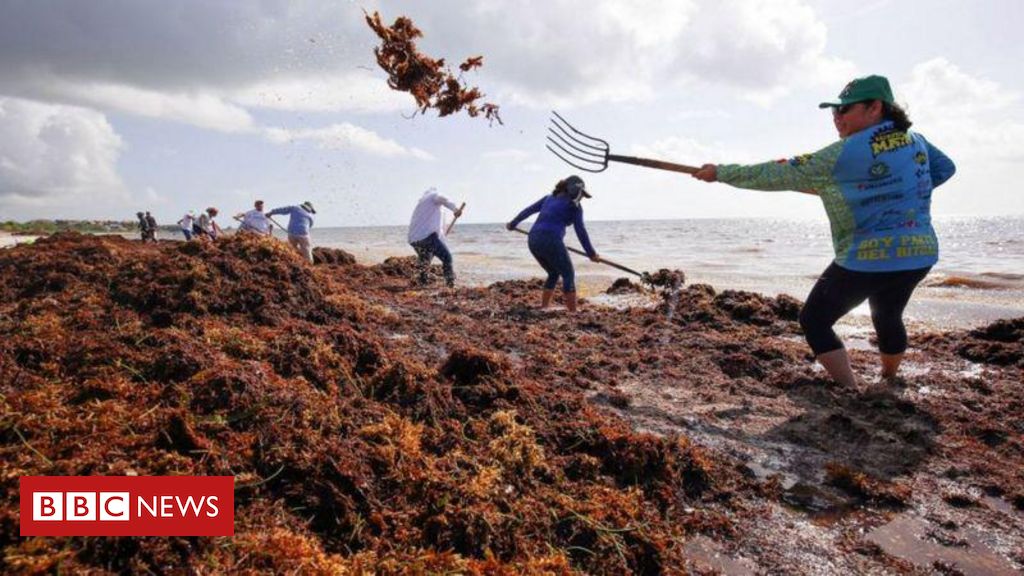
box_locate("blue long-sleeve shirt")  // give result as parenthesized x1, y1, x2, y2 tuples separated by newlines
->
(510, 194, 596, 256)
(266, 206, 314, 236)
(718, 121, 956, 272)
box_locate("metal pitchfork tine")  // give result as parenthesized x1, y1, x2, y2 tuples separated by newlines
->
(547, 111, 701, 175)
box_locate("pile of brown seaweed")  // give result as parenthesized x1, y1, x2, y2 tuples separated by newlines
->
(0, 233, 742, 574)
(641, 269, 685, 291)
(365, 11, 502, 125)
(2, 233, 1022, 573)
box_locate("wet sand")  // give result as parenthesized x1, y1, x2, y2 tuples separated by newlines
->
(1, 233, 1021, 573)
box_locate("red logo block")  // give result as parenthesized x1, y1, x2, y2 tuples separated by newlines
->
(20, 476, 234, 536)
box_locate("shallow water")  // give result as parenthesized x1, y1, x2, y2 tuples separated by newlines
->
(866, 514, 1019, 575)
(307, 216, 1024, 330)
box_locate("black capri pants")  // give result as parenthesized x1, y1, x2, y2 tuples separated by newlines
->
(799, 262, 931, 356)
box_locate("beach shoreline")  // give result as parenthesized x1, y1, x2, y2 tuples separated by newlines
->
(7, 227, 1021, 331)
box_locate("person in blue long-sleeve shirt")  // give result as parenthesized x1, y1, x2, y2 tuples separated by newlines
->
(267, 201, 316, 263)
(691, 75, 956, 387)
(507, 175, 600, 313)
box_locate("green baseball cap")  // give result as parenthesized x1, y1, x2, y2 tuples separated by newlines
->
(818, 75, 894, 108)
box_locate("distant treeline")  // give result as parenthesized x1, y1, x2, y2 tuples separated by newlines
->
(0, 220, 168, 235)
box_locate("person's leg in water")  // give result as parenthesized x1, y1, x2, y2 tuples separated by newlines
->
(800, 263, 873, 387)
(869, 267, 931, 380)
(430, 235, 456, 288)
(528, 232, 561, 308)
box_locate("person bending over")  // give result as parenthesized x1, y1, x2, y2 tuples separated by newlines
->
(407, 187, 463, 288)
(268, 201, 316, 263)
(507, 175, 600, 313)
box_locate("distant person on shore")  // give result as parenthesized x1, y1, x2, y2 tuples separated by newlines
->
(144, 212, 158, 242)
(136, 212, 149, 241)
(267, 201, 315, 263)
(195, 207, 222, 240)
(236, 200, 272, 236)
(407, 187, 463, 288)
(690, 75, 956, 387)
(507, 175, 600, 313)
(177, 212, 195, 240)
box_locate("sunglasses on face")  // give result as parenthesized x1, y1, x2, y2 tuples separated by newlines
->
(834, 100, 877, 116)
(834, 103, 858, 115)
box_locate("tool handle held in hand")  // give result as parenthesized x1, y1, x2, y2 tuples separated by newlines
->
(266, 215, 288, 233)
(607, 154, 700, 175)
(511, 227, 644, 278)
(445, 202, 466, 235)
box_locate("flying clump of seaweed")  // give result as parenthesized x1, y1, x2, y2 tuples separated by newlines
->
(365, 11, 502, 125)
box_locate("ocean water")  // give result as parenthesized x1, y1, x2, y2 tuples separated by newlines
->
(307, 216, 1024, 330)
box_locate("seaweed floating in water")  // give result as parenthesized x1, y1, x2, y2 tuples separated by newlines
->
(365, 11, 502, 125)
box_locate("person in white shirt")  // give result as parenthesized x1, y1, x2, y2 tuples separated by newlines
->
(177, 212, 195, 241)
(407, 187, 463, 287)
(235, 200, 272, 236)
(196, 207, 222, 240)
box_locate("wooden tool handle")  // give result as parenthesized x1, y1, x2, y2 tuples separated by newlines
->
(607, 154, 700, 175)
(510, 227, 643, 278)
(266, 216, 287, 232)
(445, 202, 466, 235)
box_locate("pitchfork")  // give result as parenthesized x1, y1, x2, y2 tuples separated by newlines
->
(547, 111, 700, 175)
(510, 227, 646, 278)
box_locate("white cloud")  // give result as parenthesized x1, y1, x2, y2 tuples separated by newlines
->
(480, 148, 531, 161)
(232, 71, 412, 114)
(901, 57, 1019, 115)
(142, 186, 168, 205)
(0, 0, 854, 120)
(0, 1, 369, 91)
(900, 58, 1024, 161)
(64, 81, 255, 133)
(264, 124, 433, 159)
(631, 136, 754, 165)
(418, 0, 692, 107)
(0, 97, 126, 202)
(1, 72, 256, 133)
(676, 0, 856, 105)
(408, 0, 853, 108)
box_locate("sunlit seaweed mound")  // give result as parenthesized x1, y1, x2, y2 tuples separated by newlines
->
(0, 233, 743, 573)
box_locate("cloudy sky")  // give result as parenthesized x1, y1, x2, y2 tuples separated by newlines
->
(1, 0, 1022, 226)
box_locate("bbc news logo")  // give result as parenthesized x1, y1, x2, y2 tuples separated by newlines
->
(21, 476, 234, 536)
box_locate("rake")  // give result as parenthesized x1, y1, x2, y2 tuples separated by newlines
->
(546, 111, 701, 174)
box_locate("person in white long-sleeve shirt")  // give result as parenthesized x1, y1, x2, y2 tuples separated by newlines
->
(235, 200, 272, 236)
(407, 187, 463, 287)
